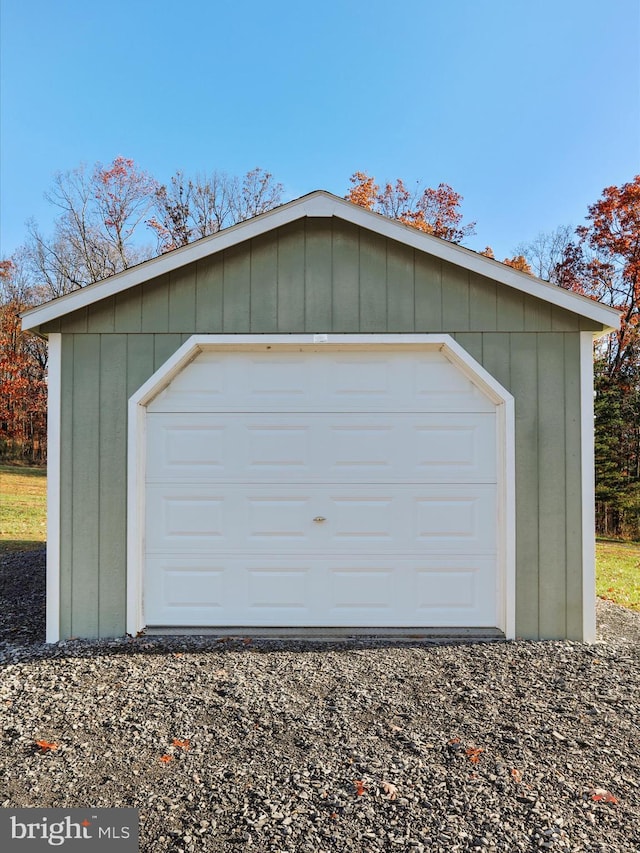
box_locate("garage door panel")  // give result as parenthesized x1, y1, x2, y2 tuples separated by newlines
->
(147, 412, 496, 483)
(414, 557, 496, 623)
(145, 559, 227, 625)
(144, 556, 496, 627)
(148, 350, 496, 413)
(144, 346, 501, 630)
(146, 484, 496, 554)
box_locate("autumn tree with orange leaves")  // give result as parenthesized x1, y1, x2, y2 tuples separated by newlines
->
(346, 171, 476, 243)
(0, 259, 48, 462)
(538, 176, 640, 536)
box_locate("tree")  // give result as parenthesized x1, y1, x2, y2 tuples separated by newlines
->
(346, 171, 476, 243)
(148, 167, 284, 253)
(551, 176, 640, 537)
(577, 175, 640, 379)
(503, 254, 532, 274)
(481, 246, 533, 273)
(26, 156, 158, 297)
(514, 225, 574, 282)
(550, 176, 640, 380)
(0, 258, 47, 462)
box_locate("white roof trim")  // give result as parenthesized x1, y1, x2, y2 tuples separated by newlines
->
(22, 190, 621, 331)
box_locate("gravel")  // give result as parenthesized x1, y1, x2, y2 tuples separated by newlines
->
(1, 547, 639, 852)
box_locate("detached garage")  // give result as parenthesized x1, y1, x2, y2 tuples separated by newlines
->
(21, 191, 620, 642)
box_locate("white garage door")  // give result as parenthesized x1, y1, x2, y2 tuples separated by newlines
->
(144, 348, 498, 628)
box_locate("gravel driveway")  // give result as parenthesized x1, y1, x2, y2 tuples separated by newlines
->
(1, 548, 638, 852)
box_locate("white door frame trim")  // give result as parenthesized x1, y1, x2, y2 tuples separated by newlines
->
(127, 333, 516, 638)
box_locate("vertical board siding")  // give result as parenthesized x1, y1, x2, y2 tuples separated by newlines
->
(331, 220, 360, 331)
(114, 288, 142, 332)
(451, 333, 483, 365)
(469, 273, 497, 331)
(168, 266, 196, 332)
(61, 307, 88, 334)
(195, 256, 223, 333)
(142, 274, 170, 332)
(415, 255, 443, 331)
(496, 286, 525, 331)
(524, 297, 552, 331)
(126, 335, 155, 398)
(56, 219, 595, 639)
(98, 334, 128, 637)
(480, 333, 511, 391)
(551, 307, 580, 332)
(87, 298, 115, 333)
(276, 221, 306, 331)
(223, 244, 251, 332)
(70, 335, 101, 638)
(250, 233, 279, 333)
(304, 218, 333, 332)
(387, 242, 415, 332)
(154, 335, 184, 372)
(510, 333, 540, 638)
(359, 229, 387, 332)
(442, 264, 470, 330)
(536, 333, 569, 639)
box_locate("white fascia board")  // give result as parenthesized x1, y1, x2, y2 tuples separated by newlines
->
(21, 190, 622, 332)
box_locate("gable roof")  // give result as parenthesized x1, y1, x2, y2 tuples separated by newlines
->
(21, 190, 620, 332)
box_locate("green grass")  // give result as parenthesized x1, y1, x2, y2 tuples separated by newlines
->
(0, 464, 47, 552)
(595, 538, 640, 612)
(1, 464, 639, 613)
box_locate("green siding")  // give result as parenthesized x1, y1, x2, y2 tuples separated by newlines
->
(195, 256, 223, 333)
(331, 220, 360, 332)
(222, 244, 251, 332)
(511, 333, 540, 638)
(387, 241, 414, 332)
(305, 218, 333, 332)
(469, 273, 497, 332)
(70, 335, 101, 638)
(359, 229, 387, 332)
(250, 233, 279, 333)
(51, 218, 604, 640)
(98, 334, 128, 637)
(537, 334, 569, 639)
(115, 288, 141, 332)
(142, 274, 170, 332)
(276, 221, 305, 331)
(442, 263, 470, 331)
(415, 255, 442, 332)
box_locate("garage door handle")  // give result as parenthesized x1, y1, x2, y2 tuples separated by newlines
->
(313, 516, 327, 523)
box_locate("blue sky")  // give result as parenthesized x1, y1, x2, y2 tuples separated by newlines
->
(1, 0, 638, 262)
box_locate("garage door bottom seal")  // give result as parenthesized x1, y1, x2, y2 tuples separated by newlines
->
(143, 626, 505, 641)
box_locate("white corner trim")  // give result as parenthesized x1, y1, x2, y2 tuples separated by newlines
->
(580, 332, 597, 642)
(126, 333, 516, 639)
(126, 394, 146, 637)
(501, 393, 517, 640)
(22, 191, 622, 332)
(46, 333, 62, 644)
